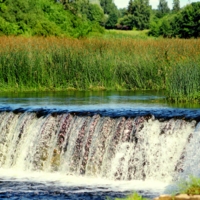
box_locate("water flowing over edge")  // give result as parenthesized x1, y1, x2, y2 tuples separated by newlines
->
(0, 107, 200, 197)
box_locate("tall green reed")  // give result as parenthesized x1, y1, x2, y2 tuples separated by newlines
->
(0, 36, 199, 102)
(166, 58, 200, 102)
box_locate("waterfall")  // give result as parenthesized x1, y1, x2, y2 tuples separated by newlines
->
(0, 110, 198, 182)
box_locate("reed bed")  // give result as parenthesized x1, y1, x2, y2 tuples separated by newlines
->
(0, 36, 199, 101)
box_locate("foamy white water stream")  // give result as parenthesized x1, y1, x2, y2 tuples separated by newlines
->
(0, 169, 168, 193)
(0, 109, 199, 199)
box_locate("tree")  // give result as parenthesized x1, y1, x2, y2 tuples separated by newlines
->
(159, 16, 174, 37)
(105, 11, 118, 28)
(63, 0, 90, 15)
(100, 0, 119, 28)
(172, 0, 180, 13)
(0, 0, 104, 37)
(175, 2, 200, 38)
(100, 0, 116, 15)
(123, 0, 151, 30)
(118, 8, 127, 18)
(156, 0, 170, 18)
(127, 0, 133, 14)
(87, 3, 104, 25)
(60, 0, 106, 26)
(149, 2, 200, 38)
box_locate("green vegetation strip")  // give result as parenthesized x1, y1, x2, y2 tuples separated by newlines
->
(0, 37, 200, 102)
(114, 192, 148, 200)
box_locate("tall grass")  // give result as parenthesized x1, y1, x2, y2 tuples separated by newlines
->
(101, 30, 151, 40)
(167, 59, 200, 102)
(0, 36, 200, 101)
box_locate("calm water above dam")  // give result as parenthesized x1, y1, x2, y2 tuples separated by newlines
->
(0, 90, 199, 111)
(0, 90, 199, 199)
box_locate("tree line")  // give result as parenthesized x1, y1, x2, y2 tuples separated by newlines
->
(0, 0, 199, 38)
(118, 0, 199, 38)
(149, 0, 200, 38)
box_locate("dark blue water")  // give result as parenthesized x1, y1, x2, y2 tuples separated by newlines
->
(0, 180, 157, 200)
(0, 90, 199, 120)
(0, 181, 124, 200)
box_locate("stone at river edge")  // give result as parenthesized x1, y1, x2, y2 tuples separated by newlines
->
(154, 194, 200, 200)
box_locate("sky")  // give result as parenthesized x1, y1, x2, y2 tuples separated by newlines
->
(114, 0, 199, 9)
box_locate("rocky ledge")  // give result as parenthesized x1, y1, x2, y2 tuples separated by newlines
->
(154, 194, 200, 200)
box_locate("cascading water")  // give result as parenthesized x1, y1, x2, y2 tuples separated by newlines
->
(1, 92, 200, 199)
(0, 110, 198, 184)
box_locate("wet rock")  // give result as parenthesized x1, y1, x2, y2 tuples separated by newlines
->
(154, 194, 200, 200)
(190, 195, 200, 200)
(175, 194, 190, 200)
(158, 194, 172, 200)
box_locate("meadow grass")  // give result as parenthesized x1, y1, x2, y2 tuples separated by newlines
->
(0, 36, 199, 101)
(101, 30, 151, 40)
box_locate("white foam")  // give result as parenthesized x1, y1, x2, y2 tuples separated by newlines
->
(0, 168, 169, 194)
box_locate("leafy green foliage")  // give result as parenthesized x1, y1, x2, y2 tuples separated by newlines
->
(159, 14, 175, 38)
(0, 0, 104, 37)
(149, 2, 200, 38)
(156, 0, 170, 18)
(100, 0, 119, 28)
(119, 0, 151, 30)
(105, 12, 118, 29)
(174, 2, 200, 38)
(118, 8, 127, 18)
(172, 0, 180, 13)
(148, 19, 161, 37)
(87, 4, 104, 24)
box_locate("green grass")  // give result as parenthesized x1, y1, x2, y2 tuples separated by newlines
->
(115, 192, 148, 200)
(102, 30, 151, 40)
(106, 192, 148, 200)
